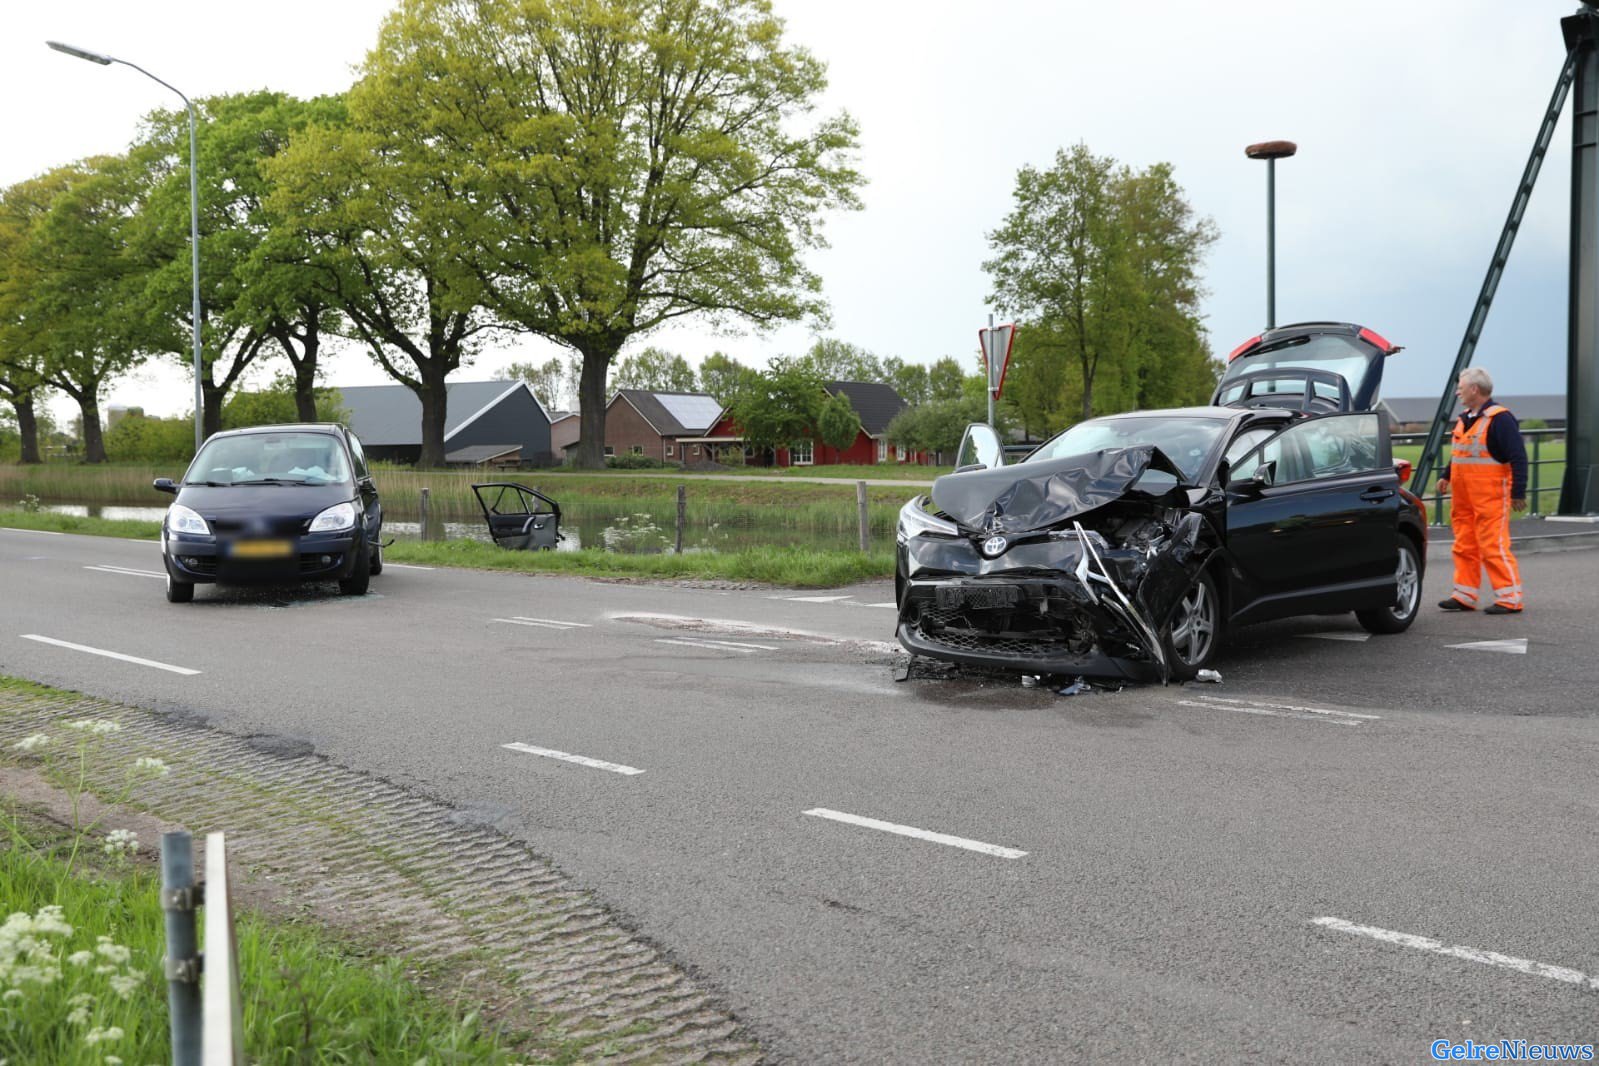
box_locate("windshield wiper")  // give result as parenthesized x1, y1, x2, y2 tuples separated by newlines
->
(183, 480, 230, 487)
(232, 478, 315, 486)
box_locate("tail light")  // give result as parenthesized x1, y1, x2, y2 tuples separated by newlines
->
(1395, 459, 1413, 483)
(1228, 335, 1263, 362)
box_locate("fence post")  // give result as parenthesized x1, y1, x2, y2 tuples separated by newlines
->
(1530, 433, 1542, 515)
(676, 484, 686, 554)
(856, 481, 870, 553)
(161, 831, 202, 1066)
(419, 487, 431, 542)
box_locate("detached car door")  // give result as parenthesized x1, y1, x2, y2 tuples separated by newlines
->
(1225, 413, 1400, 622)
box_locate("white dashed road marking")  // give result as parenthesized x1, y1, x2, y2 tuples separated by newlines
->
(804, 808, 1028, 859)
(501, 742, 644, 775)
(383, 562, 435, 571)
(1446, 638, 1528, 655)
(0, 527, 62, 535)
(1299, 631, 1371, 643)
(776, 594, 853, 603)
(655, 637, 776, 653)
(20, 634, 200, 676)
(1312, 916, 1599, 990)
(490, 617, 592, 630)
(1173, 694, 1379, 726)
(85, 565, 165, 580)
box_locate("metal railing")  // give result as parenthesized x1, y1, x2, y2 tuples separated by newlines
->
(1395, 427, 1565, 525)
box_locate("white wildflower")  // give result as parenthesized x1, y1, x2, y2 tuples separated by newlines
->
(133, 757, 170, 778)
(1, 989, 20, 1001)
(65, 719, 121, 735)
(13, 733, 50, 752)
(83, 1026, 124, 1045)
(102, 830, 139, 858)
(67, 950, 94, 967)
(95, 937, 131, 966)
(66, 1005, 92, 1026)
(104, 1057, 123, 1066)
(107, 972, 140, 1000)
(68, 993, 94, 1007)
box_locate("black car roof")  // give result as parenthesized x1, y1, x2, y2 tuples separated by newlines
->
(211, 423, 346, 438)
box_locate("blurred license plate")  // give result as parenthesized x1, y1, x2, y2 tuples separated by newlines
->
(230, 539, 291, 558)
(936, 584, 1018, 609)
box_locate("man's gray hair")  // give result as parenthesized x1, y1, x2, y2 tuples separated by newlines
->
(1459, 367, 1493, 395)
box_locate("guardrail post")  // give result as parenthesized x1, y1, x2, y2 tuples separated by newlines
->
(161, 831, 202, 1066)
(676, 485, 686, 554)
(1531, 433, 1542, 515)
(419, 487, 431, 542)
(856, 481, 869, 553)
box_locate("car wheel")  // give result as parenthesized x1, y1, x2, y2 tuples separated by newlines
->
(369, 538, 383, 576)
(1161, 570, 1221, 681)
(1357, 539, 1421, 635)
(340, 539, 371, 596)
(166, 570, 194, 604)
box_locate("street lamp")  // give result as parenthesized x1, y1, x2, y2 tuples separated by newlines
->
(48, 40, 204, 453)
(1244, 139, 1297, 329)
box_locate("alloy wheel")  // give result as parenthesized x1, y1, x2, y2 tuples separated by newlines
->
(1169, 579, 1217, 666)
(1390, 546, 1420, 620)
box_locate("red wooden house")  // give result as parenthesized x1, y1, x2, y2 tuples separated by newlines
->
(682, 381, 929, 467)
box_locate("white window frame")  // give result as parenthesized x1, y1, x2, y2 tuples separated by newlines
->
(665, 443, 675, 457)
(876, 439, 887, 462)
(604, 445, 615, 456)
(792, 440, 814, 466)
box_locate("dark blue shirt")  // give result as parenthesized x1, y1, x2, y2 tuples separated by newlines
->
(1441, 401, 1528, 499)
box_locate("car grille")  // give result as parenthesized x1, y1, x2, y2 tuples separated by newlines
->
(913, 605, 1075, 657)
(183, 557, 218, 576)
(210, 517, 307, 536)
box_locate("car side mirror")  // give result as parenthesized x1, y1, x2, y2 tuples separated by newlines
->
(153, 478, 178, 495)
(1228, 461, 1275, 495)
(953, 423, 1004, 471)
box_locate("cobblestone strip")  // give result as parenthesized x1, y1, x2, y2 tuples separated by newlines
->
(0, 687, 763, 1065)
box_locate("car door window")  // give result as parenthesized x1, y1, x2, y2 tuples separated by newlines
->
(1233, 414, 1383, 486)
(347, 432, 370, 479)
(1224, 427, 1277, 471)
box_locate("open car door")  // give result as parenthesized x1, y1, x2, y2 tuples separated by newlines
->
(1214, 322, 1399, 412)
(471, 483, 562, 551)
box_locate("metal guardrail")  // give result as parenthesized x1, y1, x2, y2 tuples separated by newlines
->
(161, 830, 243, 1066)
(1394, 427, 1565, 524)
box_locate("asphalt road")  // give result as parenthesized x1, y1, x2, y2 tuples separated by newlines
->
(3, 527, 1597, 1063)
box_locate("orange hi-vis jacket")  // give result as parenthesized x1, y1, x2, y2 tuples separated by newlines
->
(1447, 405, 1523, 610)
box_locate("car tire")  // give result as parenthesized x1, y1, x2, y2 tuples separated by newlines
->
(1161, 569, 1221, 681)
(1356, 539, 1421, 635)
(165, 570, 194, 604)
(340, 539, 371, 596)
(369, 538, 383, 576)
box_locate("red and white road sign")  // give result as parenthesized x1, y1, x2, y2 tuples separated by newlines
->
(979, 323, 1017, 398)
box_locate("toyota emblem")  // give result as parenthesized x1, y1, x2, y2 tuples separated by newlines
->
(980, 535, 1008, 558)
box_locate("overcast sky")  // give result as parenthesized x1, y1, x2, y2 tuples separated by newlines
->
(3, 0, 1585, 424)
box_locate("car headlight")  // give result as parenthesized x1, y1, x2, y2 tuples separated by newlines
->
(897, 496, 958, 543)
(308, 502, 357, 533)
(167, 504, 210, 536)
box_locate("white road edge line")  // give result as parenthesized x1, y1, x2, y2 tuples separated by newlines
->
(501, 742, 644, 775)
(490, 618, 580, 630)
(1312, 916, 1599, 990)
(512, 617, 592, 628)
(84, 566, 165, 580)
(1186, 694, 1380, 720)
(778, 594, 852, 603)
(383, 562, 435, 571)
(20, 634, 201, 676)
(803, 807, 1027, 859)
(0, 527, 63, 535)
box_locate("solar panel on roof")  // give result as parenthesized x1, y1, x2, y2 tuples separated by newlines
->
(656, 394, 722, 432)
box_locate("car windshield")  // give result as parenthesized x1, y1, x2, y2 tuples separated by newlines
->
(185, 432, 350, 486)
(1026, 416, 1229, 482)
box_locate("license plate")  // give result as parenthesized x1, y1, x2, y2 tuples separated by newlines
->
(936, 584, 1018, 609)
(229, 539, 292, 559)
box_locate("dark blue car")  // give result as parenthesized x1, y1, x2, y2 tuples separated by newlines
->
(154, 423, 383, 603)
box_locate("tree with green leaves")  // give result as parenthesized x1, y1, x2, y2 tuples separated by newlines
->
(886, 392, 998, 463)
(985, 143, 1217, 423)
(927, 355, 968, 403)
(348, 0, 863, 467)
(725, 358, 837, 454)
(506, 355, 580, 413)
(795, 337, 882, 384)
(611, 347, 697, 393)
(9, 158, 153, 462)
(880, 357, 928, 406)
(696, 352, 760, 404)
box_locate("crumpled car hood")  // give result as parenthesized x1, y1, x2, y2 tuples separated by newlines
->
(930, 446, 1188, 534)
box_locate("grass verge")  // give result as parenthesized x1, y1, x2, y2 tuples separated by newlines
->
(0, 509, 896, 585)
(0, 819, 522, 1065)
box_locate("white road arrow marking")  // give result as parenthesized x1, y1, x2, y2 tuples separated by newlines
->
(1445, 638, 1529, 655)
(1312, 916, 1599, 990)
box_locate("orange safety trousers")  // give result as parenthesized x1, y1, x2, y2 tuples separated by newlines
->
(1448, 405, 1523, 610)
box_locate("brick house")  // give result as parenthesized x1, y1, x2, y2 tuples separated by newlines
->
(681, 381, 928, 467)
(603, 390, 723, 462)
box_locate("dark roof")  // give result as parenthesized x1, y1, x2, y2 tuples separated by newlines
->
(445, 444, 522, 464)
(336, 381, 547, 446)
(825, 381, 907, 436)
(610, 390, 721, 436)
(1380, 394, 1567, 425)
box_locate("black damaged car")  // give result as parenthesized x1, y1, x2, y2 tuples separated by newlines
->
(154, 423, 383, 603)
(894, 323, 1427, 681)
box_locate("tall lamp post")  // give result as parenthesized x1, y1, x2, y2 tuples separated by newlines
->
(48, 40, 204, 453)
(1244, 140, 1297, 329)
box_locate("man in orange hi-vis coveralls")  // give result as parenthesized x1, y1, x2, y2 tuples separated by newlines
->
(1436, 367, 1528, 614)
